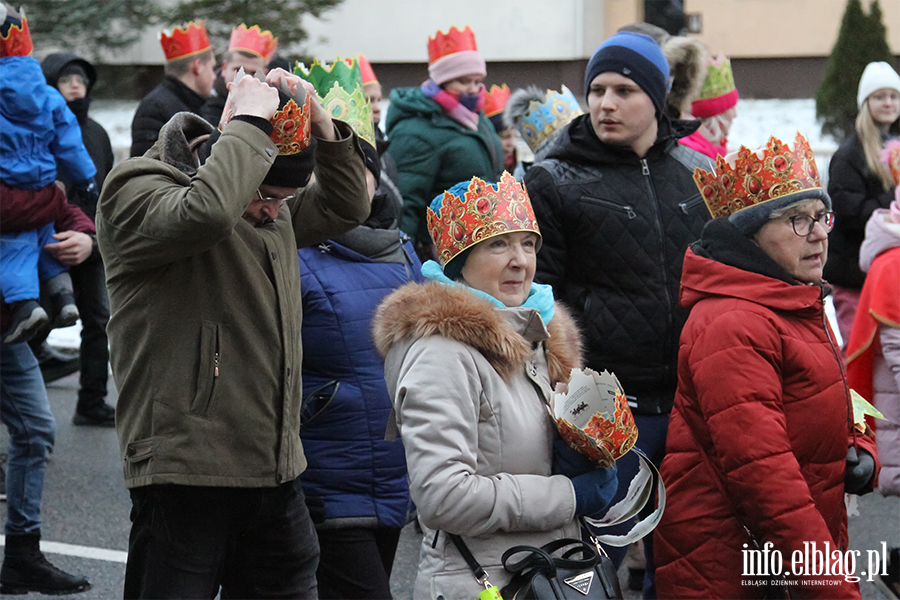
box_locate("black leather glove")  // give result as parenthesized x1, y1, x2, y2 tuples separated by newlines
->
(845, 446, 875, 494)
(552, 438, 597, 478)
(70, 178, 99, 212)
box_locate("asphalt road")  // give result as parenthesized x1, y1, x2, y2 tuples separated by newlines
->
(0, 372, 897, 599)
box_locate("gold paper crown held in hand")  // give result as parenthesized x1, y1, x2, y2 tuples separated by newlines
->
(693, 132, 823, 220)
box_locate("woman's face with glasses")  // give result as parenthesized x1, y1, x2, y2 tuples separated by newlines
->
(753, 199, 831, 284)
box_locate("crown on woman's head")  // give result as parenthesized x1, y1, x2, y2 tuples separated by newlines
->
(428, 25, 478, 64)
(693, 132, 823, 219)
(517, 86, 583, 152)
(294, 57, 375, 147)
(159, 21, 211, 62)
(229, 24, 277, 62)
(427, 172, 540, 269)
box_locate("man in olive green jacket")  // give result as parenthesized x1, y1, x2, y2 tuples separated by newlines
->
(97, 71, 370, 598)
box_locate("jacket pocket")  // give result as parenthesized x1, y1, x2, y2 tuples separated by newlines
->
(581, 195, 637, 219)
(190, 321, 221, 417)
(124, 437, 156, 465)
(300, 380, 340, 428)
(678, 193, 705, 216)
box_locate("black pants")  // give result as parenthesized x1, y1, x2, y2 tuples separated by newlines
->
(315, 526, 401, 600)
(69, 258, 109, 409)
(125, 480, 319, 599)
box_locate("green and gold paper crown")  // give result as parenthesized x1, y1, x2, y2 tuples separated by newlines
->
(692, 52, 738, 118)
(294, 57, 375, 147)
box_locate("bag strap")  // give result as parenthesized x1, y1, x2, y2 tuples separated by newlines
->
(448, 533, 494, 588)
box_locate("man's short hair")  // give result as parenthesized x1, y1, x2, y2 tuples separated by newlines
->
(223, 49, 261, 64)
(165, 48, 214, 77)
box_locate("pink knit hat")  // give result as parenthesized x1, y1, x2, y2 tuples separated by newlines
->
(427, 26, 486, 86)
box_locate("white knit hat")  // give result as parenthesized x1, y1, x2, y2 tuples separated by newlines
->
(857, 61, 900, 109)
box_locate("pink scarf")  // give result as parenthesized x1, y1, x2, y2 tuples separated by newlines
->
(421, 79, 484, 131)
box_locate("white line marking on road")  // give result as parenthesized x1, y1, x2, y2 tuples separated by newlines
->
(0, 535, 127, 563)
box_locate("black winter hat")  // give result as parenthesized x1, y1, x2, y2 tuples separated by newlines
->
(41, 53, 97, 96)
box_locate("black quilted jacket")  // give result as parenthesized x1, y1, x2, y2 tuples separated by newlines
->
(525, 114, 711, 415)
(130, 76, 209, 157)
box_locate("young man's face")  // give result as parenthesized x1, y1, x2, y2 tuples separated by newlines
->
(57, 73, 87, 102)
(587, 71, 657, 153)
(222, 53, 267, 85)
(195, 53, 218, 98)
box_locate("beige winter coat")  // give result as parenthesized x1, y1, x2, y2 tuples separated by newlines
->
(373, 282, 583, 599)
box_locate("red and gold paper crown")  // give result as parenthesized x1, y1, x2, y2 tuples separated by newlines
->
(427, 172, 541, 268)
(693, 132, 823, 220)
(484, 84, 511, 119)
(229, 24, 277, 62)
(159, 21, 211, 62)
(427, 25, 477, 65)
(218, 76, 312, 155)
(356, 54, 377, 85)
(0, 12, 32, 57)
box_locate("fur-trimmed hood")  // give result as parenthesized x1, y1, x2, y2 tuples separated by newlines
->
(663, 37, 708, 119)
(373, 282, 582, 384)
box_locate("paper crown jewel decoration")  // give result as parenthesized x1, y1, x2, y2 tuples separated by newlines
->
(159, 21, 211, 62)
(484, 84, 511, 119)
(882, 139, 900, 187)
(553, 369, 638, 468)
(0, 10, 32, 57)
(693, 132, 822, 220)
(428, 25, 477, 64)
(294, 57, 375, 147)
(229, 24, 277, 62)
(692, 52, 738, 118)
(518, 86, 584, 153)
(427, 172, 541, 269)
(357, 54, 378, 85)
(218, 69, 312, 155)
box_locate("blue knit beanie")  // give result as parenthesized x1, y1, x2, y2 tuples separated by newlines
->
(584, 32, 670, 115)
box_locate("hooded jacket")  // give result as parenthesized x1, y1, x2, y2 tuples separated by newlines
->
(655, 219, 879, 600)
(847, 210, 900, 496)
(825, 128, 899, 288)
(130, 75, 209, 158)
(372, 282, 582, 599)
(41, 52, 114, 220)
(97, 112, 370, 488)
(524, 114, 712, 415)
(385, 86, 503, 247)
(0, 56, 96, 189)
(297, 219, 423, 530)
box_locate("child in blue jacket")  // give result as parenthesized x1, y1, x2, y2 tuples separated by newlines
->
(1, 5, 98, 343)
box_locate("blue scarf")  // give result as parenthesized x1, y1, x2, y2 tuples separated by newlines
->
(421, 260, 556, 323)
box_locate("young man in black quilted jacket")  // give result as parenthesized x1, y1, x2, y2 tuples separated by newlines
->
(524, 31, 712, 599)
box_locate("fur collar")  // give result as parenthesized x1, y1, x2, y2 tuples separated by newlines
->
(373, 282, 582, 384)
(147, 112, 213, 177)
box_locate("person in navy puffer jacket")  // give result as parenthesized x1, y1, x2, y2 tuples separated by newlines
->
(298, 144, 421, 600)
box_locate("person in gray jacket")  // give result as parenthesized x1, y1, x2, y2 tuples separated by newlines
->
(373, 174, 617, 599)
(97, 69, 370, 599)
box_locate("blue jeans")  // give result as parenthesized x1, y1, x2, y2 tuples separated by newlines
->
(0, 223, 66, 302)
(597, 412, 669, 600)
(0, 341, 56, 535)
(125, 479, 320, 599)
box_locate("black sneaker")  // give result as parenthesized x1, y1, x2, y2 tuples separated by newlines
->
(2, 300, 49, 344)
(73, 402, 115, 427)
(48, 292, 79, 329)
(0, 533, 90, 595)
(877, 547, 900, 600)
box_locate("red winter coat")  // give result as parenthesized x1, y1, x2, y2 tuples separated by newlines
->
(655, 239, 879, 600)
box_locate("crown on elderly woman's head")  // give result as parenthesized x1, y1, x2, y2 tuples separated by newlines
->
(427, 172, 541, 269)
(693, 132, 823, 220)
(159, 21, 211, 62)
(428, 25, 478, 65)
(229, 24, 278, 62)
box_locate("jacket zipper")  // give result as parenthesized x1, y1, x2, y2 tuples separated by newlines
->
(820, 287, 856, 447)
(678, 194, 704, 215)
(581, 196, 637, 219)
(641, 158, 675, 385)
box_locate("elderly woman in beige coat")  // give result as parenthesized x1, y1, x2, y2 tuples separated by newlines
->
(373, 173, 618, 600)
